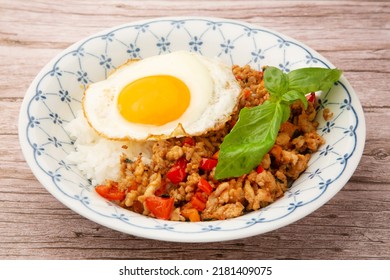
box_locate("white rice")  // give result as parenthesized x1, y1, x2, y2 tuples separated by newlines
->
(66, 110, 153, 185)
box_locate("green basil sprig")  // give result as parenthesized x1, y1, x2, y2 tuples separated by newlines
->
(214, 66, 342, 180)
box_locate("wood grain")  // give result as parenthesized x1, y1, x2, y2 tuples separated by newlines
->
(0, 0, 389, 260)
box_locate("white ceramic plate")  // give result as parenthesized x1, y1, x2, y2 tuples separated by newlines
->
(19, 17, 365, 242)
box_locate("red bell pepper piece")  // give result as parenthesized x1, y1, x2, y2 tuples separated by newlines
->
(256, 165, 264, 174)
(197, 177, 213, 195)
(194, 191, 208, 203)
(166, 157, 187, 184)
(95, 183, 125, 201)
(199, 158, 218, 171)
(145, 196, 174, 220)
(182, 137, 195, 146)
(306, 92, 316, 103)
(190, 195, 206, 212)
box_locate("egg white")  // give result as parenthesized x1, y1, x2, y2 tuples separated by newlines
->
(82, 51, 241, 141)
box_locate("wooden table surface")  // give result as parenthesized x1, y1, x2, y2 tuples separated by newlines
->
(1, 0, 389, 260)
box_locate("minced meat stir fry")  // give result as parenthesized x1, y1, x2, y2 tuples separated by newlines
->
(95, 65, 325, 221)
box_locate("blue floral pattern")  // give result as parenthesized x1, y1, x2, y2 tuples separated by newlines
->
(19, 17, 365, 242)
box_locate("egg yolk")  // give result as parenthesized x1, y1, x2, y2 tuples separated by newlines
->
(117, 75, 191, 126)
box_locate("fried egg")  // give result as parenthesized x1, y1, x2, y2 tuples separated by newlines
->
(82, 51, 241, 141)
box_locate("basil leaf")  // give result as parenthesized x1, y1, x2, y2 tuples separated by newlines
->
(280, 103, 291, 123)
(263, 66, 289, 97)
(214, 100, 286, 179)
(281, 89, 308, 109)
(288, 68, 342, 94)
